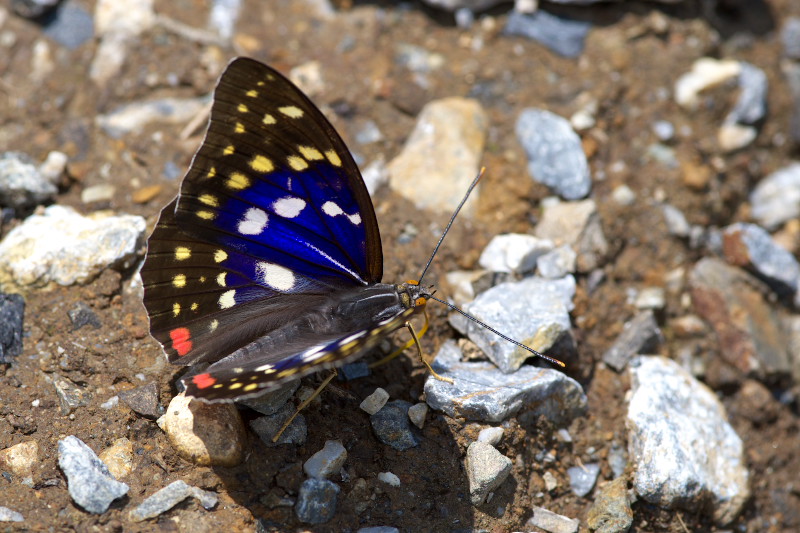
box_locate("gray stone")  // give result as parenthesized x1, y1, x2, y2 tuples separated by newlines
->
(586, 477, 633, 533)
(130, 480, 217, 521)
(652, 120, 675, 142)
(67, 301, 101, 331)
(377, 471, 401, 487)
(0, 293, 24, 363)
(465, 441, 512, 505)
(535, 199, 607, 272)
(370, 400, 419, 451)
(0, 205, 146, 293)
(602, 310, 663, 372)
(455, 276, 575, 374)
(526, 506, 580, 533)
(208, 0, 242, 40)
(118, 382, 160, 419)
(567, 463, 600, 497)
(249, 403, 307, 447)
(725, 62, 767, 126)
(504, 10, 591, 58)
(478, 234, 553, 275)
(357, 527, 400, 533)
(239, 379, 299, 415)
(516, 109, 591, 200)
(537, 245, 577, 279)
(477, 427, 504, 446)
(304, 440, 347, 480)
(782, 17, 800, 59)
(49, 374, 92, 415)
(295, 478, 340, 524)
(675, 58, 741, 110)
(407, 402, 428, 429)
(661, 204, 691, 237)
(750, 163, 800, 230)
(0, 152, 58, 209)
(627, 356, 750, 525)
(96, 96, 208, 138)
(722, 222, 800, 303)
(58, 436, 129, 514)
(394, 43, 444, 73)
(424, 341, 587, 425)
(634, 287, 665, 310)
(388, 98, 487, 217)
(41, 3, 94, 49)
(0, 506, 23, 522)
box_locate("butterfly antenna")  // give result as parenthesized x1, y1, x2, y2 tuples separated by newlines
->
(428, 294, 566, 368)
(417, 167, 485, 285)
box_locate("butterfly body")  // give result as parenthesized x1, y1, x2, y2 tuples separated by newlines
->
(141, 58, 431, 401)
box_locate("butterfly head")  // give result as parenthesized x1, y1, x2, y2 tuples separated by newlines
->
(396, 280, 433, 311)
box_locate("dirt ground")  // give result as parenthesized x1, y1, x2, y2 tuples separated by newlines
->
(1, 0, 799, 531)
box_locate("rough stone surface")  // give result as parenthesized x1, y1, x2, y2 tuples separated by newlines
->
(526, 506, 580, 533)
(504, 10, 591, 59)
(0, 507, 24, 522)
(407, 402, 428, 429)
(567, 463, 600, 497)
(0, 205, 146, 292)
(602, 310, 663, 372)
(516, 109, 591, 199)
(388, 97, 487, 216)
(0, 441, 38, 480)
(118, 382, 160, 419)
(478, 233, 554, 275)
(98, 438, 134, 480)
(0, 293, 24, 363)
(465, 441, 512, 505)
(425, 341, 587, 425)
(359, 387, 390, 415)
(0, 151, 58, 209)
(535, 199, 608, 272)
(160, 393, 246, 467)
(627, 356, 750, 525)
(58, 436, 129, 514)
(455, 275, 575, 373)
(304, 440, 348, 480)
(295, 478, 340, 524)
(586, 477, 634, 533)
(130, 480, 218, 521)
(370, 400, 419, 451)
(749, 162, 800, 230)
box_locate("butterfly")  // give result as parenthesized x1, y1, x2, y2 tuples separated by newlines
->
(140, 57, 437, 401)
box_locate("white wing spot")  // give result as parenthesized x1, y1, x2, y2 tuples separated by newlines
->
(273, 197, 306, 218)
(238, 207, 268, 235)
(255, 262, 295, 291)
(322, 201, 361, 225)
(219, 290, 236, 309)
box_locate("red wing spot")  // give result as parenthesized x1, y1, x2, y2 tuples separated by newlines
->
(192, 373, 217, 389)
(169, 327, 193, 356)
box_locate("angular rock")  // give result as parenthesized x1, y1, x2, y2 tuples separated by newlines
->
(567, 463, 600, 497)
(0, 152, 58, 209)
(370, 400, 419, 451)
(455, 276, 575, 373)
(160, 393, 246, 467)
(537, 244, 577, 279)
(627, 356, 749, 525)
(49, 374, 92, 415)
(0, 293, 24, 363)
(359, 387, 390, 415)
(465, 441, 512, 505)
(58, 436, 129, 514)
(477, 427, 503, 446)
(295, 478, 340, 524)
(602, 310, 663, 372)
(516, 109, 591, 200)
(478, 234, 553, 275)
(526, 506, 580, 533)
(535, 199, 607, 271)
(674, 57, 741, 110)
(0, 506, 23, 522)
(118, 382, 160, 419)
(96, 96, 207, 138)
(304, 440, 347, 480)
(0, 441, 38, 480)
(0, 205, 146, 292)
(249, 403, 307, 447)
(130, 480, 217, 521)
(749, 163, 800, 230)
(98, 438, 134, 480)
(67, 302, 101, 331)
(424, 341, 587, 425)
(388, 97, 487, 216)
(689, 258, 791, 379)
(377, 471, 401, 487)
(407, 402, 428, 429)
(504, 10, 591, 59)
(586, 477, 633, 533)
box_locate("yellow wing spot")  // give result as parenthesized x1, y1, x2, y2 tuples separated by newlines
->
(266, 74, 275, 81)
(235, 122, 245, 134)
(223, 145, 235, 156)
(226, 172, 250, 190)
(207, 167, 217, 179)
(250, 155, 274, 173)
(172, 274, 187, 288)
(209, 319, 219, 332)
(325, 150, 342, 167)
(172, 302, 181, 317)
(243, 383, 258, 392)
(199, 276, 206, 283)
(199, 194, 219, 207)
(214, 249, 228, 263)
(246, 89, 258, 97)
(213, 384, 223, 389)
(277, 368, 299, 378)
(279, 105, 304, 118)
(263, 113, 276, 125)
(190, 302, 199, 311)
(237, 103, 248, 113)
(196, 210, 216, 220)
(216, 272, 227, 287)
(298, 146, 324, 160)
(174, 247, 191, 260)
(287, 155, 308, 171)
(229, 382, 243, 390)
(257, 80, 266, 86)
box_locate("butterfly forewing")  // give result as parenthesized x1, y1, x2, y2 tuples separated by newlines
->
(141, 57, 411, 399)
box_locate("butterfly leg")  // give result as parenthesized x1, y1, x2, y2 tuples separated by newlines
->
(405, 321, 454, 384)
(272, 369, 338, 443)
